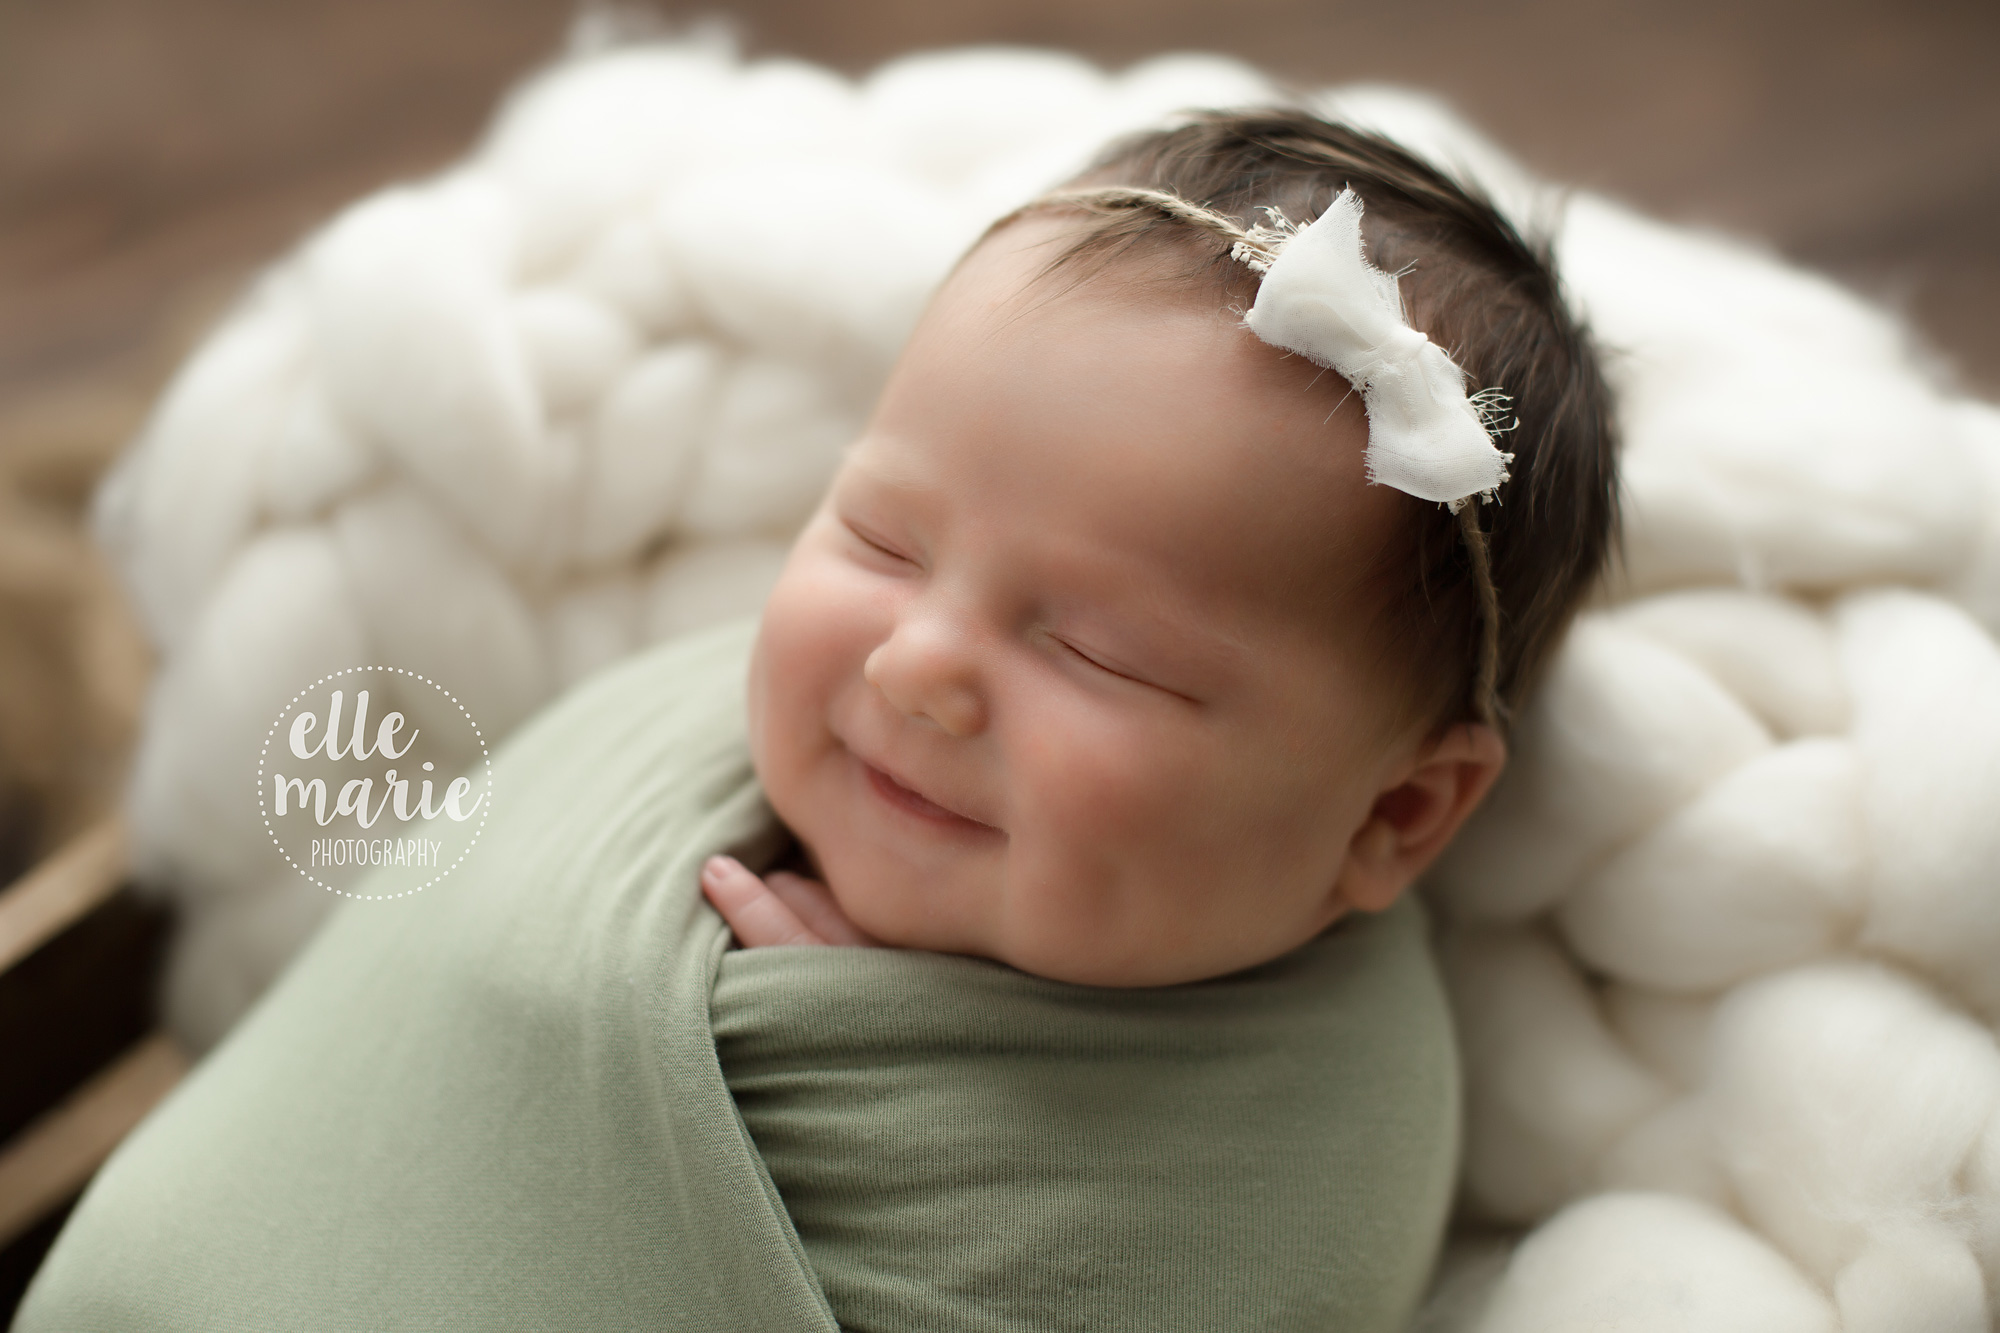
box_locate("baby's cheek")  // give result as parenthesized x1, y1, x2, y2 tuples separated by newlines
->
(759, 552, 880, 710)
(1001, 718, 1256, 979)
(751, 580, 851, 802)
(772, 544, 904, 668)
(1015, 707, 1223, 868)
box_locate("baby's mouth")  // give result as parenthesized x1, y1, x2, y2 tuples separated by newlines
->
(860, 759, 997, 834)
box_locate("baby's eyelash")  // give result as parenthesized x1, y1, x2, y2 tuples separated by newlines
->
(1054, 635, 1201, 705)
(843, 520, 911, 563)
(1055, 637, 1142, 685)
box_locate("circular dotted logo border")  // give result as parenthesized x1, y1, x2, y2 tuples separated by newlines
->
(258, 666, 492, 900)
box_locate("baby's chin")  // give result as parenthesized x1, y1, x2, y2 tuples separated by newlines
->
(811, 840, 1001, 958)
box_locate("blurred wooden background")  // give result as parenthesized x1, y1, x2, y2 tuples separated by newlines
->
(1, 0, 1997, 874)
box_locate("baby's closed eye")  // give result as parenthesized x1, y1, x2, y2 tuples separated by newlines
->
(1046, 630, 1202, 704)
(1052, 635, 1147, 683)
(841, 516, 919, 569)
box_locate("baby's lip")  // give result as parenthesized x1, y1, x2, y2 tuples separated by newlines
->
(856, 751, 999, 833)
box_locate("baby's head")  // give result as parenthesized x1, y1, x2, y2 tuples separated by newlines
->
(748, 109, 1616, 986)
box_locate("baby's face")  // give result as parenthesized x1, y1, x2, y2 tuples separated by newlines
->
(749, 217, 1437, 986)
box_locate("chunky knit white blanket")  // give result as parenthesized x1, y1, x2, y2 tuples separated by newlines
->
(96, 33, 2000, 1333)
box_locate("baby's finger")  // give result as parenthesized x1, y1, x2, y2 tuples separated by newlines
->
(699, 856, 825, 947)
(764, 871, 879, 947)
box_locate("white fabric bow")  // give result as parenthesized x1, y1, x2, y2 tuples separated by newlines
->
(1241, 189, 1513, 508)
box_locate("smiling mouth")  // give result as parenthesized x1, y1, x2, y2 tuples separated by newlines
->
(861, 760, 997, 834)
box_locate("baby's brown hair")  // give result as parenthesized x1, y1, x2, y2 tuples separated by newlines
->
(1003, 108, 1618, 732)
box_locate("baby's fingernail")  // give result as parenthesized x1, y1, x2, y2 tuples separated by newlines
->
(702, 855, 731, 880)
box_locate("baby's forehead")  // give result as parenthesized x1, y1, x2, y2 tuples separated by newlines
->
(864, 245, 1412, 634)
(948, 213, 1248, 336)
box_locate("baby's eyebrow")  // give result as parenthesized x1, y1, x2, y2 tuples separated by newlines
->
(840, 440, 934, 495)
(833, 459, 948, 534)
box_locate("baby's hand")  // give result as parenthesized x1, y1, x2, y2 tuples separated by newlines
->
(699, 855, 881, 948)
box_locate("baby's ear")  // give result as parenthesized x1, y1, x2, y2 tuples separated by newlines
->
(1335, 722, 1507, 913)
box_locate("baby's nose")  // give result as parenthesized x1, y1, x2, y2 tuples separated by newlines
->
(863, 616, 986, 737)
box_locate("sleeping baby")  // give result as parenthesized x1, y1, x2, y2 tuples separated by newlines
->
(17, 109, 1614, 1332)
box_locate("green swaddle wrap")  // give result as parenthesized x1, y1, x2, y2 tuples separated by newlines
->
(16, 617, 1460, 1332)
